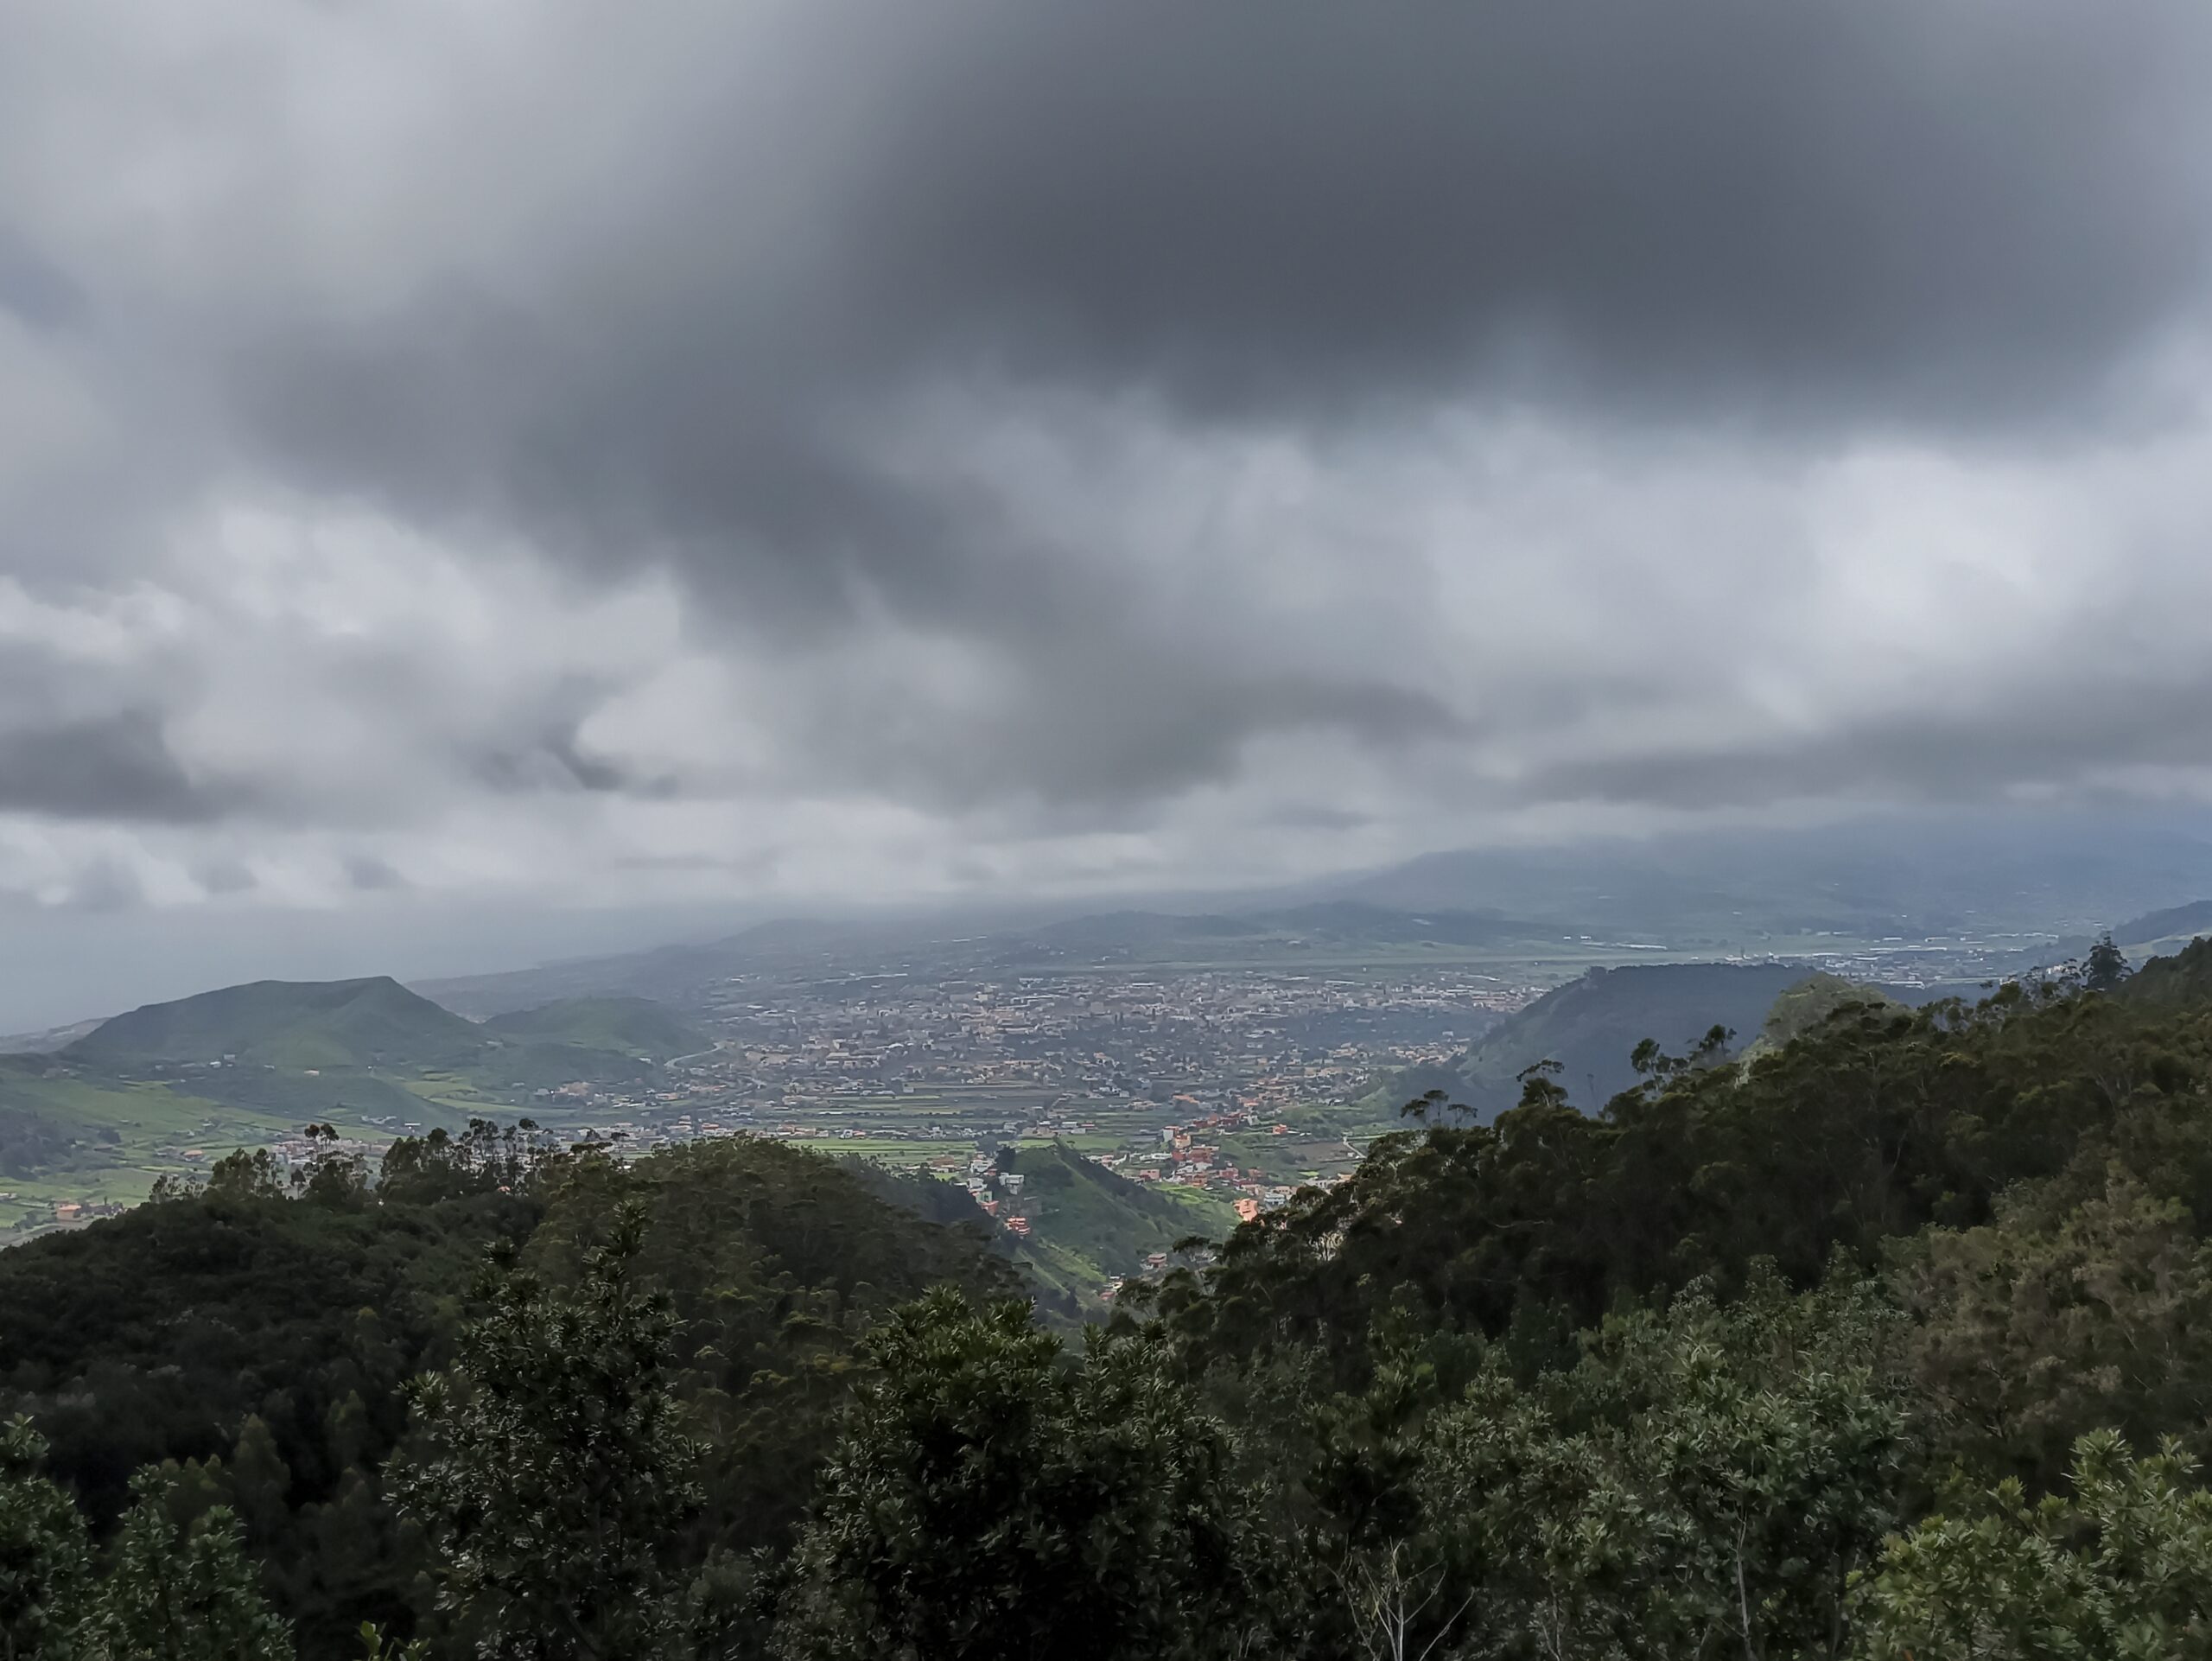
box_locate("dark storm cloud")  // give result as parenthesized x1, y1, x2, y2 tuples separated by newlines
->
(0, 225, 83, 332)
(0, 710, 237, 824)
(461, 683, 676, 799)
(239, 0, 2212, 503)
(798, 661, 1462, 811)
(62, 857, 144, 913)
(193, 857, 257, 896)
(826, 0, 2212, 419)
(209, 0, 2212, 811)
(469, 731, 672, 799)
(470, 730, 633, 798)
(342, 853, 405, 893)
(1528, 667, 2212, 811)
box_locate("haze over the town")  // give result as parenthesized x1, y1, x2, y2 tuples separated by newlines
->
(9, 1, 2212, 1024)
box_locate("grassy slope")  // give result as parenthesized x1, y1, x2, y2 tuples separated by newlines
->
(849, 1141, 1231, 1305)
(1001, 1141, 1232, 1304)
(0, 1058, 299, 1225)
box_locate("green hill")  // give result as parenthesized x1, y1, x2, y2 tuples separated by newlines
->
(481, 996, 710, 1060)
(855, 1144, 1230, 1309)
(67, 977, 488, 1072)
(11, 983, 719, 1202)
(991, 1142, 1230, 1305)
(1396, 961, 1816, 1119)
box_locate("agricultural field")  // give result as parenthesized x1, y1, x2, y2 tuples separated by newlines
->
(0, 1060, 302, 1236)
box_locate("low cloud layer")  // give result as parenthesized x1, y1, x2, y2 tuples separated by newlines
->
(4, 0, 2212, 988)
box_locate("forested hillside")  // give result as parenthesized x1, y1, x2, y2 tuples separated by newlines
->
(10, 946, 2212, 1656)
(0, 1129, 1020, 1656)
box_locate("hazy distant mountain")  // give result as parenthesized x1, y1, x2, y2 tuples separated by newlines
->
(0, 1017, 104, 1056)
(398, 811, 2212, 1020)
(1332, 813, 2212, 941)
(2007, 897, 2212, 980)
(1389, 958, 1968, 1123)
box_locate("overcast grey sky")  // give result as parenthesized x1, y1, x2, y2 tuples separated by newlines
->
(5, 0, 2212, 1021)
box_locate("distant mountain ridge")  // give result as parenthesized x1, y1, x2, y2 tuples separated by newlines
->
(0, 1017, 104, 1056)
(399, 813, 2212, 1020)
(1332, 813, 2212, 939)
(2008, 898, 2212, 979)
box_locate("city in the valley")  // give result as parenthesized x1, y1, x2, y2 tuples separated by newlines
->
(512, 964, 1532, 1206)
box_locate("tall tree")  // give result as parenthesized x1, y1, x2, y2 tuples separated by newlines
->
(1896, 1170, 2212, 1486)
(80, 1470, 292, 1661)
(0, 1418, 91, 1661)
(1855, 1430, 2212, 1659)
(1415, 1266, 1908, 1660)
(398, 1200, 702, 1661)
(2085, 933, 2134, 995)
(772, 1286, 1262, 1661)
